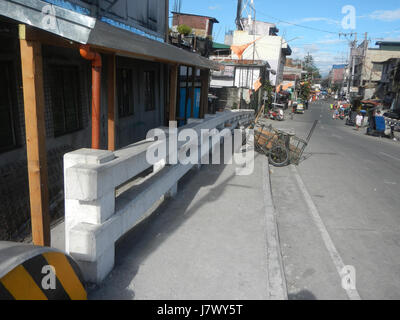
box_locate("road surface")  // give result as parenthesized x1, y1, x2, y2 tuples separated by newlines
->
(269, 99, 400, 300)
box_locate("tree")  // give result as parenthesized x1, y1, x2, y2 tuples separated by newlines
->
(303, 54, 321, 80)
(177, 24, 192, 36)
(299, 81, 312, 102)
(263, 80, 274, 111)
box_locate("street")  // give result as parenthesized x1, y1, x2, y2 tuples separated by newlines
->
(269, 99, 400, 299)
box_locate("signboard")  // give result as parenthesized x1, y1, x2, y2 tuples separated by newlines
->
(61, 0, 167, 38)
(350, 87, 359, 93)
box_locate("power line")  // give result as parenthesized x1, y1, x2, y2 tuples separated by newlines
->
(256, 10, 341, 35)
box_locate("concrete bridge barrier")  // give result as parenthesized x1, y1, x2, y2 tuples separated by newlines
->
(64, 110, 254, 284)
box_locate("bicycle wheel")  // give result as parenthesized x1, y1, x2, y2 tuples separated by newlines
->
(269, 145, 289, 167)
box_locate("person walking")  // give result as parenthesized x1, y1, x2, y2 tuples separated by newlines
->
(356, 112, 363, 130)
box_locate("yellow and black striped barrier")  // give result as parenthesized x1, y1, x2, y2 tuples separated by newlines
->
(0, 242, 87, 300)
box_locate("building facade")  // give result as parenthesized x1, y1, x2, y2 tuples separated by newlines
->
(230, 22, 291, 86)
(0, 0, 218, 242)
(172, 12, 219, 38)
(352, 41, 400, 99)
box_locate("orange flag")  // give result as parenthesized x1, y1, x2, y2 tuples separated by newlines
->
(254, 78, 262, 92)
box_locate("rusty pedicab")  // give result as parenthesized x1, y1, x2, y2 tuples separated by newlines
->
(252, 120, 318, 167)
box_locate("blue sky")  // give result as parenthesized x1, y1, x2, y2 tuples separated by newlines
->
(170, 0, 400, 75)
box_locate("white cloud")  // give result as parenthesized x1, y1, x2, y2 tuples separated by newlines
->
(304, 44, 320, 53)
(208, 5, 219, 10)
(368, 9, 400, 22)
(290, 47, 346, 76)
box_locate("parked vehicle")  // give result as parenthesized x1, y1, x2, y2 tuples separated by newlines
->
(267, 109, 278, 120)
(383, 111, 400, 120)
(296, 103, 305, 114)
(267, 108, 284, 121)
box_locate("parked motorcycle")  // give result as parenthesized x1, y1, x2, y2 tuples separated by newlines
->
(267, 109, 284, 121)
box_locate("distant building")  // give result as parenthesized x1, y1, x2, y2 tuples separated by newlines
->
(209, 59, 271, 110)
(329, 64, 347, 86)
(353, 41, 400, 99)
(172, 12, 219, 38)
(230, 20, 292, 86)
(239, 19, 279, 36)
(373, 58, 400, 110)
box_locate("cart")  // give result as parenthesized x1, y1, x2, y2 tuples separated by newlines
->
(253, 120, 318, 167)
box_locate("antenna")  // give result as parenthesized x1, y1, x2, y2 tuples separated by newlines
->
(173, 0, 182, 13)
(236, 0, 243, 30)
(239, 0, 256, 32)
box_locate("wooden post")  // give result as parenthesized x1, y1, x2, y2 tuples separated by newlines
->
(19, 25, 50, 246)
(200, 69, 210, 118)
(190, 67, 196, 118)
(169, 64, 178, 121)
(107, 54, 116, 151)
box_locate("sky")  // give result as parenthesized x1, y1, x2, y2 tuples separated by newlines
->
(170, 0, 400, 76)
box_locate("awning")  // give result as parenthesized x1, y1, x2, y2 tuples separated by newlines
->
(0, 0, 220, 70)
(88, 21, 220, 70)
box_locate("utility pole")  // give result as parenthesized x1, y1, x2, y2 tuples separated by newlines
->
(351, 32, 357, 91)
(346, 32, 357, 98)
(236, 0, 243, 30)
(363, 32, 370, 95)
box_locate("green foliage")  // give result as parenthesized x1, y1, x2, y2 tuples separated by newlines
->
(300, 81, 312, 101)
(177, 24, 192, 36)
(263, 80, 274, 111)
(303, 54, 321, 80)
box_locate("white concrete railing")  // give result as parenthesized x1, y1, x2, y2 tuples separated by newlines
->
(64, 110, 254, 283)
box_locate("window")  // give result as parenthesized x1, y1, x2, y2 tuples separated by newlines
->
(50, 65, 82, 136)
(117, 68, 134, 118)
(372, 63, 383, 73)
(144, 70, 155, 111)
(0, 62, 19, 152)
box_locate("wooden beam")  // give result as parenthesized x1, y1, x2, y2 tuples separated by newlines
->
(18, 24, 78, 50)
(107, 54, 116, 151)
(169, 64, 178, 121)
(19, 31, 51, 247)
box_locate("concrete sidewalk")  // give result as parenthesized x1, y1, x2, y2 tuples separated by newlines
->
(81, 153, 286, 300)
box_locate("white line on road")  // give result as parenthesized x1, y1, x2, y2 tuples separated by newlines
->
(290, 165, 362, 300)
(380, 152, 400, 162)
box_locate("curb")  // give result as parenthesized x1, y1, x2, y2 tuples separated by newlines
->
(262, 157, 288, 300)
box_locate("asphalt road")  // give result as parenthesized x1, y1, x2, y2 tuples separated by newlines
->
(269, 99, 400, 300)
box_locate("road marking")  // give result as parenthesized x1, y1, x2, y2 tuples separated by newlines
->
(380, 152, 400, 162)
(263, 158, 288, 300)
(290, 165, 362, 300)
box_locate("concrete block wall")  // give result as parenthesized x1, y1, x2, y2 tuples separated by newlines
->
(64, 110, 255, 284)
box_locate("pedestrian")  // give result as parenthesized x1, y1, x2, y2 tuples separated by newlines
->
(334, 109, 339, 119)
(356, 112, 363, 130)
